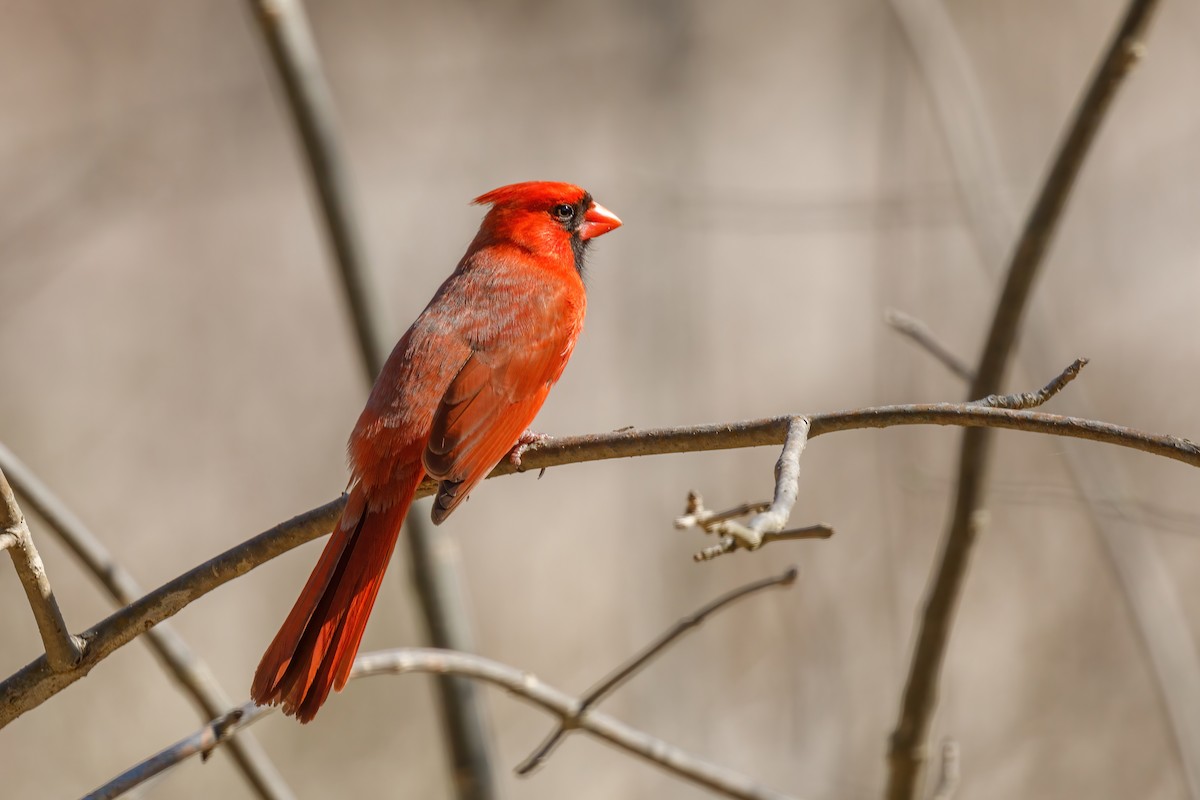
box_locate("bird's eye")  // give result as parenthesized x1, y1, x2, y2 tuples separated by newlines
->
(552, 203, 575, 222)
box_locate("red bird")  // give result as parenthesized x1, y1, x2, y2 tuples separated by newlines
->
(252, 181, 621, 722)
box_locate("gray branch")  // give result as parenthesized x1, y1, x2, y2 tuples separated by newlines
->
(885, 2, 1162, 798)
(243, 1, 497, 795)
(89, 649, 800, 800)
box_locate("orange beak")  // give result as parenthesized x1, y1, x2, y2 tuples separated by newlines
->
(578, 202, 622, 241)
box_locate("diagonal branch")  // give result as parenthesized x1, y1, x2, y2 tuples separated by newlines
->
(89, 649, 800, 800)
(244, 1, 497, 795)
(516, 567, 800, 775)
(0, 443, 294, 800)
(0, 466, 82, 670)
(5, 389, 1200, 726)
(885, 3, 1162, 798)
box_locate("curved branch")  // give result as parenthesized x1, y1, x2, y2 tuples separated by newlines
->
(2, 400, 1197, 726)
(89, 649, 799, 800)
(886, 2, 1162, 797)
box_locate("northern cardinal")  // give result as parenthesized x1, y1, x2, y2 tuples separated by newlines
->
(251, 181, 621, 722)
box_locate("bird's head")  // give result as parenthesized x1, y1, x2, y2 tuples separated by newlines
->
(471, 181, 622, 274)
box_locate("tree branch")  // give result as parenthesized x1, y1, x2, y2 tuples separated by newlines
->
(89, 649, 800, 800)
(4, 391, 1199, 726)
(516, 567, 800, 775)
(886, 3, 1161, 798)
(243, 1, 497, 795)
(0, 443, 294, 800)
(0, 465, 82, 670)
(890, 1, 1200, 797)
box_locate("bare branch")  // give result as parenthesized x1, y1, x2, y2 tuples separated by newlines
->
(516, 567, 800, 775)
(5, 391, 1200, 726)
(885, 309, 974, 382)
(243, 2, 497, 793)
(90, 649, 800, 800)
(83, 702, 269, 800)
(0, 466, 82, 670)
(887, 3, 1162, 798)
(0, 443, 294, 800)
(892, 0, 1200, 795)
(243, 0, 388, 379)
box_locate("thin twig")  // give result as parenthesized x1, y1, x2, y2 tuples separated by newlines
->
(886, 4, 1161, 798)
(971, 357, 1087, 409)
(0, 443, 294, 800)
(83, 703, 269, 800)
(885, 309, 974, 381)
(5, 393, 1200, 726)
(244, 1, 497, 794)
(0, 466, 82, 670)
(891, 2, 1200, 797)
(90, 649, 800, 800)
(516, 567, 800, 775)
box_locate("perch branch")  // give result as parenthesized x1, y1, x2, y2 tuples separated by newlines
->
(6, 387, 1200, 725)
(244, 1, 496, 794)
(90, 649, 800, 800)
(0, 443, 294, 800)
(886, 3, 1161, 798)
(516, 567, 800, 775)
(0, 466, 82, 670)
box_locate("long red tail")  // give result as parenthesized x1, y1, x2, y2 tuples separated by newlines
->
(251, 472, 420, 722)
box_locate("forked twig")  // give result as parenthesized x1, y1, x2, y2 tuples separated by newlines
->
(676, 417, 833, 560)
(515, 567, 800, 775)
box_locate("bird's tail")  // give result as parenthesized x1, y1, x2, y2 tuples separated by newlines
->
(251, 472, 420, 722)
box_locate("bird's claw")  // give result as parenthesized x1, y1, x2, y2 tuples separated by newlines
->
(509, 430, 550, 469)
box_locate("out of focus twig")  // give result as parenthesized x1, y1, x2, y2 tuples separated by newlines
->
(0, 443, 294, 800)
(244, 1, 497, 796)
(91, 649, 800, 800)
(886, 3, 1161, 798)
(7, 391, 1200, 726)
(885, 309, 973, 382)
(516, 567, 800, 775)
(928, 739, 960, 800)
(0, 465, 81, 670)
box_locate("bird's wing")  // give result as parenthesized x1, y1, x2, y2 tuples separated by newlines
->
(422, 313, 578, 523)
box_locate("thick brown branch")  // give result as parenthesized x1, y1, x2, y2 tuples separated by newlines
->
(89, 649, 799, 800)
(886, 3, 1161, 798)
(3, 400, 1197, 727)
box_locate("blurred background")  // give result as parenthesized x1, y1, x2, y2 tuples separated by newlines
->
(2, 1, 1200, 797)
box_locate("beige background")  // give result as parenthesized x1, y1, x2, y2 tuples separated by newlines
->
(2, 1, 1200, 798)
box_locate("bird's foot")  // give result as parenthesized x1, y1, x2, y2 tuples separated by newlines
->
(508, 430, 550, 469)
